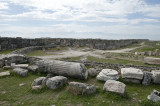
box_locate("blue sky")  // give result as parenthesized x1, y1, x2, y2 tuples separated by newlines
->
(0, 0, 160, 40)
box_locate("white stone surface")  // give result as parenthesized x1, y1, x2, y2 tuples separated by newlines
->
(96, 69, 119, 81)
(103, 80, 126, 96)
(121, 68, 143, 80)
(0, 71, 10, 77)
(151, 70, 160, 84)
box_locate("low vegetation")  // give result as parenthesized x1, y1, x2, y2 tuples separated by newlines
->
(0, 68, 160, 106)
(87, 56, 145, 66)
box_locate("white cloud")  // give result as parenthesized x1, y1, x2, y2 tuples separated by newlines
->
(0, 2, 8, 10)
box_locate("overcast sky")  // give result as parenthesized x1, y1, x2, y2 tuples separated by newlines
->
(0, 0, 160, 40)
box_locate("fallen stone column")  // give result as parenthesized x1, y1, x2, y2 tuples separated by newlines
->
(144, 57, 160, 65)
(38, 60, 88, 80)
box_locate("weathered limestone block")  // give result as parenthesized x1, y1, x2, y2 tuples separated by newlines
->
(38, 60, 88, 80)
(69, 82, 96, 95)
(11, 64, 28, 69)
(28, 65, 38, 72)
(87, 68, 97, 77)
(0, 71, 10, 77)
(5, 54, 27, 65)
(142, 71, 152, 85)
(103, 80, 126, 96)
(13, 68, 28, 77)
(32, 77, 46, 86)
(155, 49, 160, 56)
(151, 70, 160, 84)
(121, 68, 143, 83)
(148, 51, 154, 56)
(144, 57, 160, 65)
(46, 76, 68, 90)
(97, 69, 119, 81)
(148, 90, 160, 102)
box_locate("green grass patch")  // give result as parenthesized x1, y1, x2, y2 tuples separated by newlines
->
(0, 50, 14, 54)
(87, 56, 145, 66)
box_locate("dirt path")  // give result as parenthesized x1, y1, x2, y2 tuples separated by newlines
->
(34, 45, 143, 60)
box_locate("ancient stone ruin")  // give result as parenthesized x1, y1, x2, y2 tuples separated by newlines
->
(0, 37, 160, 104)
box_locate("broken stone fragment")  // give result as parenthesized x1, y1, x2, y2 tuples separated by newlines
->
(46, 76, 68, 90)
(121, 67, 143, 83)
(151, 70, 160, 84)
(13, 68, 28, 77)
(148, 90, 160, 102)
(87, 68, 97, 77)
(27, 65, 38, 72)
(11, 64, 29, 69)
(0, 71, 10, 77)
(103, 80, 126, 96)
(32, 85, 43, 90)
(96, 69, 119, 81)
(69, 82, 96, 95)
(142, 71, 152, 85)
(32, 77, 46, 86)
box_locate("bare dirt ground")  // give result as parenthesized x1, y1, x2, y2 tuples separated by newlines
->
(34, 45, 143, 60)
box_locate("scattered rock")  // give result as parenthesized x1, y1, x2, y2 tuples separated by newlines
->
(32, 77, 46, 86)
(32, 85, 43, 90)
(148, 90, 160, 102)
(0, 71, 10, 77)
(1, 91, 6, 94)
(3, 66, 11, 70)
(19, 83, 26, 87)
(96, 69, 119, 81)
(87, 68, 97, 77)
(103, 80, 126, 96)
(142, 71, 152, 85)
(121, 67, 143, 83)
(151, 70, 160, 84)
(28, 65, 38, 72)
(69, 82, 96, 95)
(46, 76, 68, 90)
(13, 68, 28, 77)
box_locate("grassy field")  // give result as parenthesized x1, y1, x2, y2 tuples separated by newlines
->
(133, 41, 160, 52)
(0, 68, 160, 106)
(87, 56, 145, 66)
(0, 50, 15, 55)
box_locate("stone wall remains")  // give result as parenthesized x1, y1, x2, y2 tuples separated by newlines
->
(0, 37, 148, 50)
